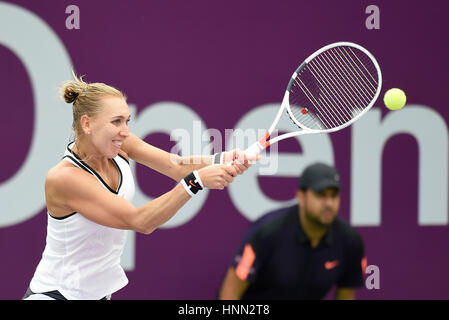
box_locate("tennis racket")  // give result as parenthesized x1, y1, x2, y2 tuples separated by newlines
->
(243, 41, 382, 159)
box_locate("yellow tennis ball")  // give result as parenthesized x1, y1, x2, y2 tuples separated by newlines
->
(384, 88, 406, 110)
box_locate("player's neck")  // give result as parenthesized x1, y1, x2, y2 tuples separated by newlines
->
(73, 138, 110, 172)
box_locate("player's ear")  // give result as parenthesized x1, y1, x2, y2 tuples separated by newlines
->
(296, 189, 305, 204)
(80, 114, 92, 135)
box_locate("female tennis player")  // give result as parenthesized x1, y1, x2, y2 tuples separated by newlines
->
(23, 72, 255, 300)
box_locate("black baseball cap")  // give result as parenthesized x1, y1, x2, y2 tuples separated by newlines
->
(298, 163, 341, 192)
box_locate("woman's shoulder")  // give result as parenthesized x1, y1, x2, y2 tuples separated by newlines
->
(45, 161, 92, 190)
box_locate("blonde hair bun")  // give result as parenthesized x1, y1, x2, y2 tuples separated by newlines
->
(61, 71, 88, 104)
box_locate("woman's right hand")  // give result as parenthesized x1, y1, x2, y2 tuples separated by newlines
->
(197, 164, 238, 190)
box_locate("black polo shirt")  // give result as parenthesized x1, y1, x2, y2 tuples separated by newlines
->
(231, 205, 365, 300)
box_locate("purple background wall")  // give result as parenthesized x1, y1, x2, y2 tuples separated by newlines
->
(0, 0, 448, 299)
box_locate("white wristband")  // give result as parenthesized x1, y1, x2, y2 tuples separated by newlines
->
(220, 152, 226, 164)
(180, 179, 194, 197)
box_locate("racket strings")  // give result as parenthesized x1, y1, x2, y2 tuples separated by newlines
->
(314, 53, 366, 118)
(304, 60, 352, 125)
(323, 49, 371, 110)
(332, 47, 377, 106)
(289, 45, 379, 130)
(346, 47, 378, 89)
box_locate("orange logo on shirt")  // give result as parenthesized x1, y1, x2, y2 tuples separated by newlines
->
(324, 260, 339, 270)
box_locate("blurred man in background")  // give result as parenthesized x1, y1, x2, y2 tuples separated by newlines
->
(219, 162, 366, 300)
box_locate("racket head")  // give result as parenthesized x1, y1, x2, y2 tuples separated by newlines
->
(285, 42, 382, 132)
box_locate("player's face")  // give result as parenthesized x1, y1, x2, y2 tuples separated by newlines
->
(298, 188, 340, 227)
(89, 96, 130, 158)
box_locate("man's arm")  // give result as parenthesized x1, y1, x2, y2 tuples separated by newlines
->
(335, 229, 366, 300)
(218, 267, 250, 300)
(335, 287, 356, 300)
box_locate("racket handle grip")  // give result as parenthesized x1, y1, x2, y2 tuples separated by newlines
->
(225, 141, 264, 166)
(244, 141, 264, 160)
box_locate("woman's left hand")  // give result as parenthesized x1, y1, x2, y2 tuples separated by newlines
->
(223, 149, 260, 175)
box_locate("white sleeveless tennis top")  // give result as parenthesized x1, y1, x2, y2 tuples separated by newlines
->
(29, 142, 135, 300)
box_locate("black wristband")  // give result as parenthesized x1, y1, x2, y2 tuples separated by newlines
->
(181, 171, 203, 196)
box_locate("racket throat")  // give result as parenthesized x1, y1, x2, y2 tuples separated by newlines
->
(258, 131, 270, 148)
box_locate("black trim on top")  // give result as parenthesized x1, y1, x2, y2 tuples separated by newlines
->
(48, 211, 77, 220)
(65, 142, 123, 195)
(111, 158, 123, 193)
(117, 153, 129, 164)
(62, 155, 91, 174)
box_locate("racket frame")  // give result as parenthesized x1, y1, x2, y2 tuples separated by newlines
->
(245, 41, 382, 157)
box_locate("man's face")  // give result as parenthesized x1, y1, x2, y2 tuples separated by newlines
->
(297, 188, 340, 227)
